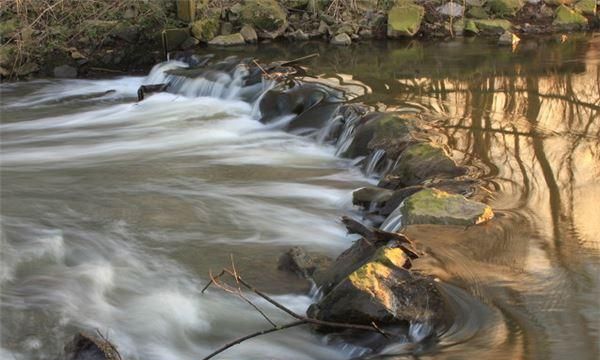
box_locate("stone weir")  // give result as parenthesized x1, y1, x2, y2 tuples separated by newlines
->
(66, 54, 496, 359)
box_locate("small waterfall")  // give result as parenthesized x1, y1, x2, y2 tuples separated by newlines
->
(364, 149, 386, 177)
(316, 114, 344, 144)
(381, 201, 406, 232)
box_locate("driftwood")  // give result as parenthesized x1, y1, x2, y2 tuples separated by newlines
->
(200, 256, 393, 360)
(137, 83, 169, 101)
(341, 216, 419, 259)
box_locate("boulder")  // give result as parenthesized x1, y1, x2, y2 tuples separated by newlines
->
(278, 247, 332, 279)
(387, 142, 466, 187)
(467, 6, 489, 19)
(64, 332, 120, 360)
(111, 23, 139, 43)
(308, 246, 449, 327)
(342, 113, 418, 159)
(574, 0, 596, 15)
(208, 33, 246, 46)
(191, 17, 220, 42)
(498, 31, 520, 45)
(352, 186, 394, 208)
(240, 25, 258, 43)
(239, 0, 288, 39)
(471, 19, 512, 34)
(53, 64, 77, 78)
(331, 32, 352, 45)
(382, 188, 494, 230)
(387, 3, 425, 38)
(220, 22, 234, 35)
(437, 3, 464, 17)
(553, 5, 588, 30)
(286, 29, 309, 41)
(485, 0, 524, 17)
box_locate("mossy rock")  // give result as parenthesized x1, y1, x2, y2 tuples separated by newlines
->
(387, 3, 425, 37)
(574, 0, 596, 15)
(207, 33, 246, 46)
(392, 188, 494, 226)
(553, 5, 588, 30)
(467, 6, 489, 19)
(191, 16, 220, 42)
(308, 247, 449, 327)
(471, 19, 512, 34)
(388, 142, 466, 187)
(485, 0, 524, 17)
(342, 113, 417, 159)
(464, 19, 480, 34)
(239, 0, 288, 38)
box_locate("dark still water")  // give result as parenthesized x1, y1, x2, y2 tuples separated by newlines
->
(1, 35, 599, 359)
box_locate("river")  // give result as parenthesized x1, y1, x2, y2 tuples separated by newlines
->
(1, 35, 599, 359)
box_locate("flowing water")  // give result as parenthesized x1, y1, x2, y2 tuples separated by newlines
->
(1, 35, 599, 360)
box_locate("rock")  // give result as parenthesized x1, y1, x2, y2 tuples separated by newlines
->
(553, 5, 588, 30)
(352, 186, 394, 208)
(53, 64, 77, 78)
(208, 33, 246, 46)
(286, 29, 309, 41)
(358, 29, 373, 38)
(382, 188, 494, 229)
(309, 246, 449, 327)
(485, 0, 524, 17)
(342, 113, 418, 159)
(387, 3, 425, 38)
(471, 19, 512, 34)
(318, 20, 330, 35)
(111, 23, 139, 43)
(574, 0, 596, 15)
(240, 25, 258, 43)
(64, 332, 120, 360)
(544, 0, 574, 4)
(191, 17, 220, 42)
(15, 62, 39, 77)
(278, 247, 332, 279)
(387, 142, 466, 187)
(220, 22, 234, 35)
(464, 19, 480, 34)
(437, 2, 464, 17)
(284, 0, 310, 9)
(239, 0, 288, 39)
(331, 32, 352, 45)
(336, 23, 355, 35)
(180, 36, 199, 50)
(467, 6, 489, 19)
(498, 30, 520, 45)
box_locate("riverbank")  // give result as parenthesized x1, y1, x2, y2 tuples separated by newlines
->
(1, 0, 598, 79)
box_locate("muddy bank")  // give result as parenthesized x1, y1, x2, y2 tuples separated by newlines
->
(1, 0, 598, 79)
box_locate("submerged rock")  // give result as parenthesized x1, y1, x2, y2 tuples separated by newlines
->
(278, 247, 332, 279)
(239, 0, 288, 39)
(387, 3, 425, 38)
(64, 333, 120, 360)
(383, 188, 494, 229)
(553, 5, 589, 30)
(309, 245, 449, 328)
(386, 142, 466, 187)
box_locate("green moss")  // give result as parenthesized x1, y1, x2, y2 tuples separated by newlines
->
(349, 262, 391, 290)
(371, 247, 408, 269)
(554, 5, 588, 29)
(240, 0, 287, 32)
(191, 16, 220, 42)
(464, 19, 480, 34)
(387, 3, 425, 37)
(574, 0, 596, 15)
(471, 19, 512, 34)
(485, 0, 524, 17)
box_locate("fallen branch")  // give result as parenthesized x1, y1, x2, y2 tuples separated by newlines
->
(201, 258, 394, 360)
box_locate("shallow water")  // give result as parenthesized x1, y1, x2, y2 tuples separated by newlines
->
(1, 35, 599, 359)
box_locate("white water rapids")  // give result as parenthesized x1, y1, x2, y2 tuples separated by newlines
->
(0, 62, 377, 359)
